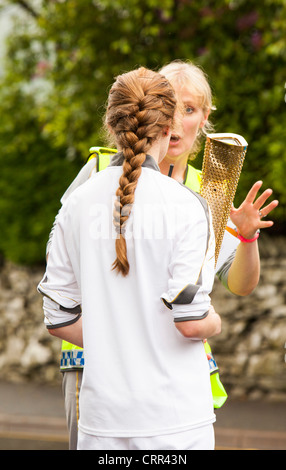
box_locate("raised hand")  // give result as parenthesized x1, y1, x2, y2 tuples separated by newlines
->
(230, 181, 279, 240)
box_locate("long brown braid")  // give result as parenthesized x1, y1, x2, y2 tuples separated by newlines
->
(105, 67, 176, 276)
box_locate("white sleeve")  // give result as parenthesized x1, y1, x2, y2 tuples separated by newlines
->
(38, 202, 81, 329)
(215, 219, 240, 289)
(60, 158, 97, 204)
(161, 195, 215, 322)
(215, 218, 240, 273)
(46, 212, 60, 256)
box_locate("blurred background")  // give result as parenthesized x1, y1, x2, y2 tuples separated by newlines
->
(0, 0, 285, 450)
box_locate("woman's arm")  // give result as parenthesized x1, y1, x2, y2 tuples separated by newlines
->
(38, 198, 82, 341)
(49, 316, 83, 348)
(227, 240, 260, 296)
(175, 305, 221, 340)
(227, 181, 278, 296)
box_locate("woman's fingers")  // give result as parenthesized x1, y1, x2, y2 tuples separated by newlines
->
(244, 180, 263, 204)
(259, 199, 279, 218)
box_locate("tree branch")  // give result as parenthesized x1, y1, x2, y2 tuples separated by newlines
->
(15, 0, 39, 18)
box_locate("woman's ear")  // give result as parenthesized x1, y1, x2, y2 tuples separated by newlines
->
(162, 126, 170, 137)
(200, 108, 210, 128)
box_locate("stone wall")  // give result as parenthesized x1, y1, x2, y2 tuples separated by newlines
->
(0, 234, 285, 400)
(210, 234, 286, 401)
(0, 261, 61, 384)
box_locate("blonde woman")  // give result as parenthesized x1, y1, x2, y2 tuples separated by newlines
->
(39, 67, 221, 450)
(159, 60, 278, 295)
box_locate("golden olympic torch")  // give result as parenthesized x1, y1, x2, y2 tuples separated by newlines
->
(200, 133, 248, 265)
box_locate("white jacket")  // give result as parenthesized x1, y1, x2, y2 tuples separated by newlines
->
(38, 154, 216, 437)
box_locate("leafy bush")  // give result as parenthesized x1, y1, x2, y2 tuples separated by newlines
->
(0, 0, 285, 264)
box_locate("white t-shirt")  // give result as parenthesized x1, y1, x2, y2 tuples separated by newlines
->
(39, 155, 216, 437)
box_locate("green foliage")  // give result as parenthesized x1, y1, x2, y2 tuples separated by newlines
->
(0, 83, 81, 264)
(0, 0, 285, 264)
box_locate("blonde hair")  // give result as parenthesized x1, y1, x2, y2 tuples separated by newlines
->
(105, 67, 176, 276)
(159, 60, 215, 157)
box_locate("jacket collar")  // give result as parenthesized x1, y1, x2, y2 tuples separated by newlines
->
(110, 152, 160, 172)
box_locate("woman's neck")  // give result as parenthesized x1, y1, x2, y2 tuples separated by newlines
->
(159, 154, 188, 183)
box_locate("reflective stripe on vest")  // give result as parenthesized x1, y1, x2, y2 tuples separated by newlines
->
(60, 340, 84, 371)
(61, 349, 84, 371)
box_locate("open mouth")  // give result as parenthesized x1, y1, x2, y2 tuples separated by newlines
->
(170, 134, 180, 142)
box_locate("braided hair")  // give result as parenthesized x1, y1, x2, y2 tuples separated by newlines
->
(105, 67, 176, 276)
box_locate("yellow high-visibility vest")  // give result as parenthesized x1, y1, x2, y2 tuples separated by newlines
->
(88, 146, 117, 171)
(184, 162, 202, 193)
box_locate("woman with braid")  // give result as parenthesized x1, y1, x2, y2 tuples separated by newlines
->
(38, 67, 221, 450)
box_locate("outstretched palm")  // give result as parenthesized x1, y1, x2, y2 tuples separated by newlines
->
(230, 181, 279, 240)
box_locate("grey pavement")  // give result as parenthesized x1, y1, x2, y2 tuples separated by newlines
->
(0, 380, 68, 450)
(0, 380, 286, 450)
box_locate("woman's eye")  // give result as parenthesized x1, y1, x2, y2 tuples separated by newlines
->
(185, 106, 194, 114)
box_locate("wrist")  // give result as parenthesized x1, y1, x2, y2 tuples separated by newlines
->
(236, 230, 260, 243)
